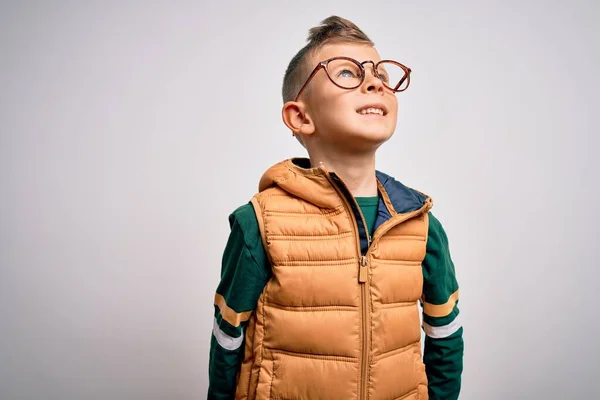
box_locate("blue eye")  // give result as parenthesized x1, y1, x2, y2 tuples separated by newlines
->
(338, 69, 357, 78)
(376, 68, 390, 83)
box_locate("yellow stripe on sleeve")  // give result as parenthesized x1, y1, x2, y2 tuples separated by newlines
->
(214, 293, 253, 328)
(423, 289, 459, 318)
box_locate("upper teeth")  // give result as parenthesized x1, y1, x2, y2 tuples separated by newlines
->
(359, 108, 384, 115)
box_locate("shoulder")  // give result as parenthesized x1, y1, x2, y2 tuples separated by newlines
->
(428, 212, 442, 231)
(427, 212, 450, 244)
(228, 203, 260, 236)
(229, 202, 256, 223)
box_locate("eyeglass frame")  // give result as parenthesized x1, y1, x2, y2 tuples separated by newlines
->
(293, 56, 412, 102)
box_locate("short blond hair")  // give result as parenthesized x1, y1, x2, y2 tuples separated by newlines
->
(282, 16, 374, 146)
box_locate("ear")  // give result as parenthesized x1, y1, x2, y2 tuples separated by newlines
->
(281, 101, 315, 137)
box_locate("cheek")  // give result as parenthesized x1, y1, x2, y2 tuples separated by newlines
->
(389, 100, 399, 120)
(316, 98, 353, 123)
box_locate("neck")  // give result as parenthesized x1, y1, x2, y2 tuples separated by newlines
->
(309, 150, 378, 197)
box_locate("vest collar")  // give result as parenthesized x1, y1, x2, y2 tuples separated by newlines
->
(258, 158, 433, 218)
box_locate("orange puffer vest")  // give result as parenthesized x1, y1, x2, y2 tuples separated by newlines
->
(236, 159, 433, 400)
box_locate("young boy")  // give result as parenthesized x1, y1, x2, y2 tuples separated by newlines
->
(208, 16, 463, 400)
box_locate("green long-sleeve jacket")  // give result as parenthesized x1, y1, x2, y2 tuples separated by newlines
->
(208, 195, 463, 400)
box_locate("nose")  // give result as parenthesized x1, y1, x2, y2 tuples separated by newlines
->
(361, 61, 384, 94)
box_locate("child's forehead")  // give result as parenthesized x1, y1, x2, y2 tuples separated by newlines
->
(311, 42, 382, 65)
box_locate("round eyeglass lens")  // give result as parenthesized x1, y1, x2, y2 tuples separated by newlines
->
(326, 58, 363, 89)
(376, 61, 409, 91)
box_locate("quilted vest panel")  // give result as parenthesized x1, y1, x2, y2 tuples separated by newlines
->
(235, 185, 431, 400)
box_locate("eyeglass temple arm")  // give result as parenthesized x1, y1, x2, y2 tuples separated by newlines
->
(394, 70, 411, 91)
(294, 62, 326, 102)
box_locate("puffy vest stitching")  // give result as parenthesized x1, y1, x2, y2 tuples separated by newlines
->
(372, 335, 419, 362)
(268, 232, 353, 240)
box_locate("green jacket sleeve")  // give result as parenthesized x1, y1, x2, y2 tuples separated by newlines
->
(421, 212, 464, 400)
(208, 204, 271, 399)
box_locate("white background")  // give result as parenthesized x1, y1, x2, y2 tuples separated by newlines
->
(1, 1, 598, 399)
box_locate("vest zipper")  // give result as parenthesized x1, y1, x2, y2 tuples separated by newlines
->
(319, 165, 432, 400)
(320, 168, 371, 400)
(359, 255, 369, 400)
(359, 255, 368, 283)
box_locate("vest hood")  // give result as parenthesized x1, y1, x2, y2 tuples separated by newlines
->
(258, 158, 431, 216)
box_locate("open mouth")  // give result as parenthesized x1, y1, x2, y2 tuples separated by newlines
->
(356, 104, 387, 116)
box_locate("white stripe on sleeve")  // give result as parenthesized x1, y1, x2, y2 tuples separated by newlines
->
(423, 315, 462, 339)
(213, 317, 244, 351)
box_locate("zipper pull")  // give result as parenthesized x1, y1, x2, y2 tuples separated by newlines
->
(358, 256, 368, 283)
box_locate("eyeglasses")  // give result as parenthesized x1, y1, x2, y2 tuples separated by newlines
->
(294, 56, 412, 102)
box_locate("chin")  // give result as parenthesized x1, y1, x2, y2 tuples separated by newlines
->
(359, 127, 395, 141)
(341, 129, 394, 149)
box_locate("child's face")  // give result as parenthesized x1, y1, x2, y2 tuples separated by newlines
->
(302, 43, 399, 150)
